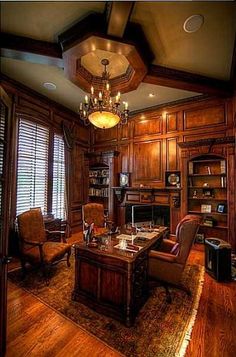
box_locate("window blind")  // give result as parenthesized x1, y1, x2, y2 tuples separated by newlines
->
(52, 134, 66, 220)
(16, 119, 49, 216)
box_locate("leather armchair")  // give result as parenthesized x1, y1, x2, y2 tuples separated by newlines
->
(82, 203, 112, 237)
(17, 208, 71, 278)
(148, 216, 200, 302)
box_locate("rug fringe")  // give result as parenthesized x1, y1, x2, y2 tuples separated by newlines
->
(176, 266, 205, 357)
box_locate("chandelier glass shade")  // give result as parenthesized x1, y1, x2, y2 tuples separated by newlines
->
(78, 59, 129, 129)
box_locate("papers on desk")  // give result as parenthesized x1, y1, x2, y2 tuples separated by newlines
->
(136, 231, 158, 239)
(114, 243, 142, 252)
(116, 234, 134, 241)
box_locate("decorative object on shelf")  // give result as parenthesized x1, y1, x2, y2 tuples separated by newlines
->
(203, 182, 209, 188)
(165, 171, 181, 187)
(201, 204, 211, 213)
(119, 172, 130, 187)
(205, 166, 211, 174)
(203, 188, 213, 197)
(78, 59, 129, 129)
(217, 203, 227, 213)
(203, 216, 215, 227)
(193, 190, 198, 198)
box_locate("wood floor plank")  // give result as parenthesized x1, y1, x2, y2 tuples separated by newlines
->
(6, 246, 236, 357)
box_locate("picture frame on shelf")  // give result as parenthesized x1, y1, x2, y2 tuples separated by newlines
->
(119, 172, 130, 187)
(201, 204, 212, 213)
(217, 203, 227, 213)
(165, 171, 181, 187)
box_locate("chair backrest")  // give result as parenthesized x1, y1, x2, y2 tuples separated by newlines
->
(17, 208, 46, 245)
(82, 203, 105, 228)
(175, 214, 201, 242)
(175, 219, 200, 264)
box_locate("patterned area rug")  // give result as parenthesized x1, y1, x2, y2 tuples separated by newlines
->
(8, 259, 204, 357)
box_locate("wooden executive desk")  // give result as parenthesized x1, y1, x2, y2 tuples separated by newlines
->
(72, 227, 167, 326)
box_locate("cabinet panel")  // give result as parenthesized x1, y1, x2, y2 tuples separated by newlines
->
(134, 116, 162, 137)
(166, 137, 178, 171)
(166, 112, 178, 133)
(184, 104, 225, 130)
(133, 140, 162, 182)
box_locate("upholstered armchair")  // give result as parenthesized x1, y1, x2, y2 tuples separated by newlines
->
(82, 203, 111, 237)
(17, 208, 71, 278)
(148, 216, 200, 302)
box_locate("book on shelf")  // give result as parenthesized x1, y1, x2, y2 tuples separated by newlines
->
(189, 162, 193, 175)
(220, 160, 226, 174)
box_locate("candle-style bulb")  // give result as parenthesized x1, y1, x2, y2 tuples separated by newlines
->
(125, 102, 128, 110)
(91, 86, 94, 95)
(99, 92, 102, 100)
(85, 95, 88, 104)
(106, 82, 109, 91)
(79, 103, 83, 111)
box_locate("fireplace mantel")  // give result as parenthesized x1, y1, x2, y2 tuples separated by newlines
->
(112, 186, 181, 206)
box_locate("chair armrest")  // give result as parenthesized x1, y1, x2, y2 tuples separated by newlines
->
(149, 250, 176, 263)
(160, 239, 176, 252)
(22, 239, 44, 246)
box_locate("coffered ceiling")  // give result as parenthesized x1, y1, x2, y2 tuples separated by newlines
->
(1, 1, 235, 116)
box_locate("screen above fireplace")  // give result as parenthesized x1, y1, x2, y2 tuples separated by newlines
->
(127, 204, 170, 228)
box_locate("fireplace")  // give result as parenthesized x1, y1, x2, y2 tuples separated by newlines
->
(125, 204, 170, 227)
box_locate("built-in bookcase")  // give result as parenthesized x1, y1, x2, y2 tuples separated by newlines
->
(88, 163, 110, 212)
(187, 155, 228, 239)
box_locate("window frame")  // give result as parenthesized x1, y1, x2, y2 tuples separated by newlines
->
(15, 114, 66, 219)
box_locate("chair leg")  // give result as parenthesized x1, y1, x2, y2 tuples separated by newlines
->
(66, 250, 71, 267)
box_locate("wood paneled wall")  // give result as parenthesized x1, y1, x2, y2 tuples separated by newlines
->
(91, 97, 234, 188)
(1, 78, 90, 233)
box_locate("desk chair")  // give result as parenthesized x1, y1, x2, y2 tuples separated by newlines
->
(148, 216, 200, 302)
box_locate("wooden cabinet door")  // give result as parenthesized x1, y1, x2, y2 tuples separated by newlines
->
(0, 86, 13, 356)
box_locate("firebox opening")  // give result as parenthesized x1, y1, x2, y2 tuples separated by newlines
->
(125, 204, 170, 228)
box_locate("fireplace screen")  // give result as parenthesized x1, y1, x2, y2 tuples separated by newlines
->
(126, 204, 170, 227)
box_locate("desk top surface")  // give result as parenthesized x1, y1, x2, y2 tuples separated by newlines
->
(73, 226, 168, 262)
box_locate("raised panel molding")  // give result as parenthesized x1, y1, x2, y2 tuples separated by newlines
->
(94, 126, 118, 144)
(133, 115, 162, 137)
(70, 208, 83, 231)
(166, 112, 178, 133)
(166, 137, 178, 170)
(133, 140, 162, 182)
(70, 144, 85, 205)
(118, 144, 130, 173)
(184, 104, 225, 130)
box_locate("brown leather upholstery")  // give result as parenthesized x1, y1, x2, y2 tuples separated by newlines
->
(17, 208, 71, 275)
(148, 217, 200, 287)
(82, 203, 109, 236)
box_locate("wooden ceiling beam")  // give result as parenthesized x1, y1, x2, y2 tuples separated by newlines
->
(144, 64, 232, 97)
(0, 32, 63, 67)
(106, 1, 135, 38)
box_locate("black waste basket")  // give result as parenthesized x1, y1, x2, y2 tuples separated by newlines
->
(205, 238, 231, 281)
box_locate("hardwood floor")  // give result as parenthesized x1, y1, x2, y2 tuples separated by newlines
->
(6, 244, 236, 357)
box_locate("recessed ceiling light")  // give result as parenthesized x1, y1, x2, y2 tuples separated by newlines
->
(43, 82, 57, 91)
(148, 93, 155, 98)
(183, 14, 204, 33)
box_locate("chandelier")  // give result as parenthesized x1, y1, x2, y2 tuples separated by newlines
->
(78, 59, 129, 129)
